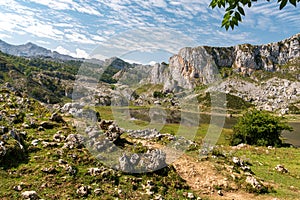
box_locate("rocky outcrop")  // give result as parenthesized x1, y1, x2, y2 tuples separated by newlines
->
(149, 33, 300, 91)
(207, 77, 300, 112)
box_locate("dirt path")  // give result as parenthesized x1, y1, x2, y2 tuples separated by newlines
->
(136, 139, 276, 200)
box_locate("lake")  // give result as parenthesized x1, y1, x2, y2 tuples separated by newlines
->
(127, 108, 300, 147)
(282, 122, 300, 147)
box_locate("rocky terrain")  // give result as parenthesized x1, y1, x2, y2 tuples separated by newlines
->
(1, 34, 300, 114)
(0, 34, 300, 199)
(148, 33, 300, 90)
(1, 86, 299, 200)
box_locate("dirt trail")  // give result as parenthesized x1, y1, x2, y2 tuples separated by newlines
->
(137, 139, 275, 200)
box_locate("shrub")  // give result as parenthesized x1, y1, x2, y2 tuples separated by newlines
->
(230, 109, 293, 147)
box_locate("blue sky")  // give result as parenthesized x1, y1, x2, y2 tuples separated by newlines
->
(0, 0, 299, 64)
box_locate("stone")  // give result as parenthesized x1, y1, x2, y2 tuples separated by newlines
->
(41, 166, 57, 174)
(88, 168, 103, 176)
(31, 139, 39, 146)
(53, 133, 65, 142)
(99, 120, 114, 130)
(275, 164, 289, 173)
(13, 185, 23, 191)
(39, 121, 55, 129)
(187, 192, 194, 199)
(21, 191, 39, 200)
(76, 185, 90, 197)
(119, 154, 133, 172)
(63, 134, 85, 149)
(94, 188, 102, 195)
(50, 112, 64, 123)
(245, 176, 262, 190)
(217, 190, 223, 196)
(58, 159, 67, 165)
(0, 141, 6, 157)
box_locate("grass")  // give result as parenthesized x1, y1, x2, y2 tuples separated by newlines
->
(227, 146, 300, 199)
(0, 90, 198, 200)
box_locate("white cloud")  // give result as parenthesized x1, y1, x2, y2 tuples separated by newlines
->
(0, 0, 299, 64)
(0, 33, 11, 39)
(54, 46, 90, 58)
(24, 23, 64, 40)
(65, 32, 96, 44)
(27, 0, 103, 16)
(91, 27, 196, 60)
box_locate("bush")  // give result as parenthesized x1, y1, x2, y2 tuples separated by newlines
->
(153, 91, 165, 98)
(230, 109, 293, 147)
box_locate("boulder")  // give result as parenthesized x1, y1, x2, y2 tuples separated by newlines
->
(64, 134, 85, 149)
(275, 164, 289, 173)
(76, 185, 90, 197)
(21, 191, 39, 200)
(50, 112, 65, 123)
(245, 176, 262, 190)
(39, 121, 55, 129)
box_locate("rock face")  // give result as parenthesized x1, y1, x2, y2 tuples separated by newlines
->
(207, 77, 300, 112)
(149, 33, 300, 90)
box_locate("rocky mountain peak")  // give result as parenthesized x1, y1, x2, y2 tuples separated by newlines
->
(104, 57, 131, 69)
(0, 40, 79, 61)
(149, 33, 300, 91)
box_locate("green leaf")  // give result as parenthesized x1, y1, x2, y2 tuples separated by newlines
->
(238, 6, 245, 15)
(280, 0, 288, 9)
(235, 12, 242, 21)
(289, 0, 297, 6)
(209, 1, 217, 8)
(230, 21, 235, 30)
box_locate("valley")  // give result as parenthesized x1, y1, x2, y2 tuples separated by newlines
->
(0, 33, 300, 200)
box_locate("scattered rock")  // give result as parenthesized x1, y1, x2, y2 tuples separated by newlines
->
(0, 141, 6, 157)
(41, 166, 57, 174)
(187, 192, 194, 199)
(39, 121, 55, 129)
(21, 191, 39, 200)
(13, 185, 23, 191)
(245, 175, 262, 190)
(76, 185, 90, 197)
(94, 188, 102, 195)
(217, 190, 223, 196)
(99, 120, 114, 130)
(31, 139, 39, 146)
(50, 112, 65, 123)
(53, 132, 65, 142)
(275, 164, 289, 173)
(63, 134, 85, 149)
(88, 167, 103, 176)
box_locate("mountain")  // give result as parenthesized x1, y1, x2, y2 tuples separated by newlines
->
(149, 33, 300, 91)
(0, 39, 79, 61)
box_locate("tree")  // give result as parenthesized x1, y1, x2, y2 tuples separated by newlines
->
(210, 0, 299, 30)
(230, 109, 293, 146)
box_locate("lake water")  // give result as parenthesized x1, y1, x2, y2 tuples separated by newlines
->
(282, 122, 300, 147)
(127, 108, 300, 147)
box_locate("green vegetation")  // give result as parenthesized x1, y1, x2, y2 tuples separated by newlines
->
(210, 0, 299, 30)
(153, 91, 165, 98)
(231, 109, 293, 146)
(229, 146, 300, 199)
(197, 92, 253, 112)
(0, 89, 195, 200)
(100, 65, 119, 84)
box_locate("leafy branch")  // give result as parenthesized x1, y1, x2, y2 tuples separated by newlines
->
(210, 0, 299, 30)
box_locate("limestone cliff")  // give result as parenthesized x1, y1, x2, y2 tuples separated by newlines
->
(150, 33, 300, 91)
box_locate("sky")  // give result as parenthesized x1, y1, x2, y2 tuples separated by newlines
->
(0, 0, 299, 64)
